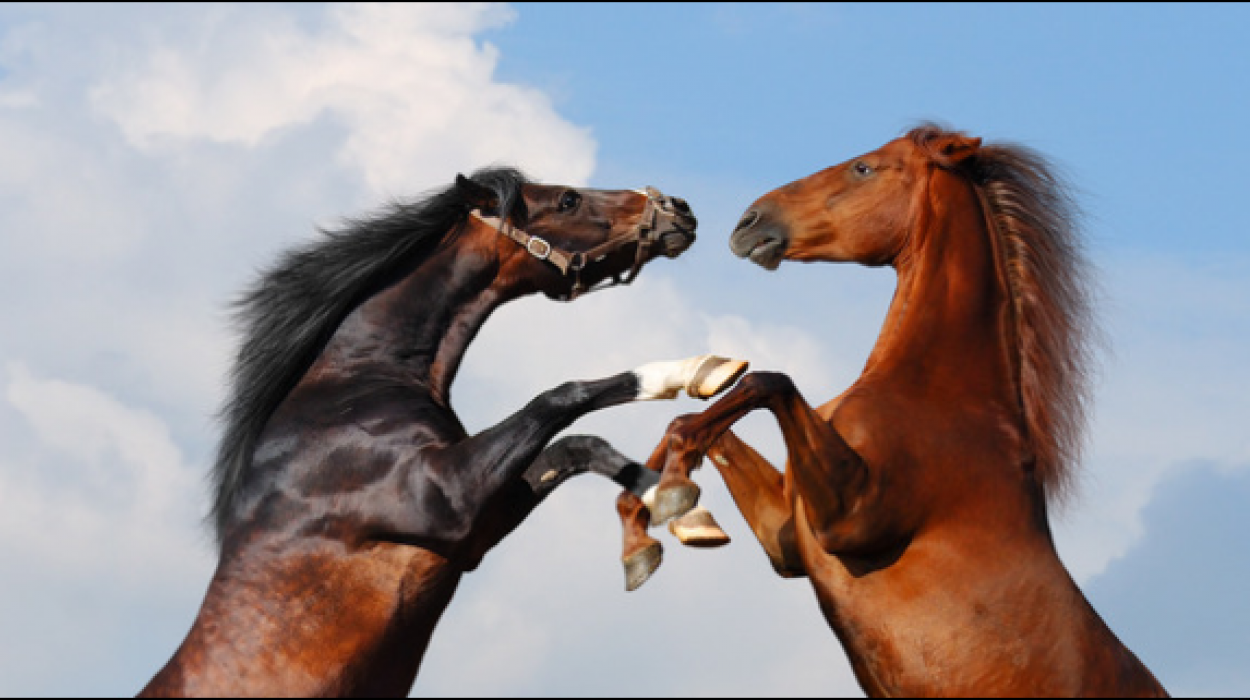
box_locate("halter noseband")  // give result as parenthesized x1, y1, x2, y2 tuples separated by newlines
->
(470, 186, 687, 300)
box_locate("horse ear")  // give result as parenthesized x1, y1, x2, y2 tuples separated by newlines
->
(933, 135, 982, 167)
(455, 174, 497, 211)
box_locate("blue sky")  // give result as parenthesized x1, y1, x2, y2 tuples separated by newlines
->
(0, 3, 1246, 697)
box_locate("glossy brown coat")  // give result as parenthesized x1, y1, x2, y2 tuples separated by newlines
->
(648, 127, 1168, 697)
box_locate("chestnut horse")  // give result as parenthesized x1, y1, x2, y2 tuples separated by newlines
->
(140, 168, 743, 697)
(645, 126, 1168, 696)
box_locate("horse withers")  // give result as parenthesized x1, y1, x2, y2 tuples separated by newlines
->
(645, 126, 1168, 697)
(139, 169, 745, 697)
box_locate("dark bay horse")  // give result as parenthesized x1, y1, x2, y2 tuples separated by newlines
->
(645, 126, 1168, 696)
(139, 168, 745, 697)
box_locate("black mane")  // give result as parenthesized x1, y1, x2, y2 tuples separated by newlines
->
(210, 167, 531, 544)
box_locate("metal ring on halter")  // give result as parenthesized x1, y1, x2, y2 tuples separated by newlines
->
(526, 237, 553, 261)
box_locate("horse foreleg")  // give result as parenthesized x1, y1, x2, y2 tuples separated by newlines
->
(652, 371, 872, 558)
(518, 433, 728, 588)
(616, 490, 662, 591)
(707, 429, 805, 578)
(641, 373, 800, 567)
(753, 377, 874, 555)
(520, 434, 653, 499)
(644, 372, 793, 525)
(515, 436, 665, 591)
(453, 353, 746, 491)
(423, 356, 744, 565)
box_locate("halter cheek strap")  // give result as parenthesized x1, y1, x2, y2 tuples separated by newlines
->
(469, 211, 583, 276)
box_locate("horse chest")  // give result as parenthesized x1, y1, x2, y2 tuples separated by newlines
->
(796, 514, 1097, 696)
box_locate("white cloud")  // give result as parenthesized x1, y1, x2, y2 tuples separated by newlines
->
(0, 113, 150, 263)
(89, 2, 595, 197)
(0, 88, 35, 108)
(0, 364, 211, 588)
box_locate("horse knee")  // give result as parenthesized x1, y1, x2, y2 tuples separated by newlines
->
(739, 370, 797, 397)
(657, 414, 702, 455)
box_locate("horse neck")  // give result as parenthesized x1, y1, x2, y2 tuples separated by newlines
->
(312, 231, 520, 407)
(829, 174, 1155, 696)
(861, 172, 1021, 412)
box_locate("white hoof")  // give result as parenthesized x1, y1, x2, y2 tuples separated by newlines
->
(633, 355, 749, 401)
(685, 355, 750, 399)
(669, 506, 731, 548)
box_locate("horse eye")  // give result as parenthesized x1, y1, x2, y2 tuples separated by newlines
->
(853, 161, 874, 178)
(557, 190, 582, 213)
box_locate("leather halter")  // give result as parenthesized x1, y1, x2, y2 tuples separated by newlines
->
(471, 186, 687, 300)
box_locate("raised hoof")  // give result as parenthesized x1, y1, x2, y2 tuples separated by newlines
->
(648, 481, 701, 526)
(623, 542, 663, 592)
(668, 506, 731, 548)
(687, 356, 750, 399)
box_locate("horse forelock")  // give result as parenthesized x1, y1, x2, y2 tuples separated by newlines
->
(209, 167, 532, 546)
(908, 124, 1101, 504)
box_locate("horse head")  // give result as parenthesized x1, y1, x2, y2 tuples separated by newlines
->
(456, 173, 696, 300)
(728, 129, 982, 269)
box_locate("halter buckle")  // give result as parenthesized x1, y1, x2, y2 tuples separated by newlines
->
(526, 237, 553, 261)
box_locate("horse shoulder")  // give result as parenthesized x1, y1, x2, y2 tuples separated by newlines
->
(817, 383, 910, 467)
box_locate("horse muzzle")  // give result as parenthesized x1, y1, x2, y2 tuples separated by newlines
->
(729, 207, 788, 271)
(656, 212, 697, 258)
(642, 191, 697, 260)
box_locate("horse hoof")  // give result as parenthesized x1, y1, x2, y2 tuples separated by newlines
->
(623, 542, 663, 592)
(647, 481, 701, 526)
(686, 356, 749, 399)
(668, 506, 731, 548)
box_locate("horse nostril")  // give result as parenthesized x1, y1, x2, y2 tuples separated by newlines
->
(670, 197, 691, 214)
(735, 210, 760, 232)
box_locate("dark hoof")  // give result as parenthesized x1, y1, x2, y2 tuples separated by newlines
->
(669, 506, 731, 548)
(649, 481, 701, 526)
(623, 542, 663, 592)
